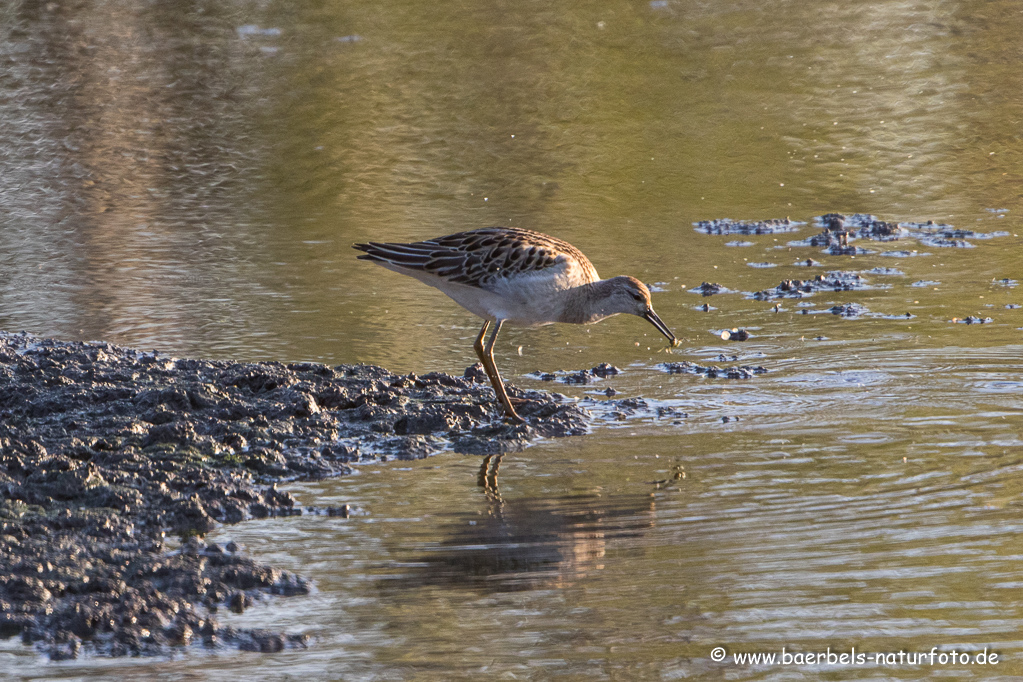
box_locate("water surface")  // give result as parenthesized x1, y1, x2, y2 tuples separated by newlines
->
(2, 0, 1022, 679)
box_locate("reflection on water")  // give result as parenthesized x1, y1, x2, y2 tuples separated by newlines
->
(2, 0, 1022, 369)
(0, 0, 279, 359)
(3, 0, 1023, 679)
(380, 460, 656, 592)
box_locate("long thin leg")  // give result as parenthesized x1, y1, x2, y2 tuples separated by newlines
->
(473, 320, 491, 362)
(473, 320, 497, 385)
(473, 319, 524, 423)
(473, 320, 507, 416)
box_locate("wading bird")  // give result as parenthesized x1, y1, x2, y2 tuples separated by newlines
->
(354, 227, 678, 423)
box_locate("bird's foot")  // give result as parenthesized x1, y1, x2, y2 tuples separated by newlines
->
(503, 397, 534, 424)
(503, 411, 526, 425)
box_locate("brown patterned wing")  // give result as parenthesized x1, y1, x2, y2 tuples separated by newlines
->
(354, 227, 595, 289)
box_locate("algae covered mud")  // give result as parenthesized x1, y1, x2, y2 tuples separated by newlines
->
(0, 330, 592, 659)
(0, 330, 729, 660)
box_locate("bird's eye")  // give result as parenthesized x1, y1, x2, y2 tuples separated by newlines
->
(630, 292, 644, 302)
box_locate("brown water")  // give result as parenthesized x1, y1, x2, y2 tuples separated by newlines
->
(3, 0, 1023, 679)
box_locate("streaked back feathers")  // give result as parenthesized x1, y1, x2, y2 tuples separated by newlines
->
(354, 227, 599, 290)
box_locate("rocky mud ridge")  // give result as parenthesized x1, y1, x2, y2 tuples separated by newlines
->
(660, 360, 767, 379)
(0, 331, 594, 659)
(751, 270, 875, 301)
(693, 217, 804, 235)
(529, 362, 622, 384)
(692, 212, 1015, 323)
(695, 212, 1011, 254)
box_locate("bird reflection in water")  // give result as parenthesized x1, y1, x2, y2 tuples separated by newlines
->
(378, 454, 656, 593)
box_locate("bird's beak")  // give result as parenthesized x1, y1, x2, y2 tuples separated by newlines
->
(643, 308, 679, 348)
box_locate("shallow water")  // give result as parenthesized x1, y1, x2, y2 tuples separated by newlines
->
(2, 0, 1023, 679)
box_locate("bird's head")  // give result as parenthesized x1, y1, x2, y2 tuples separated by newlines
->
(602, 276, 679, 347)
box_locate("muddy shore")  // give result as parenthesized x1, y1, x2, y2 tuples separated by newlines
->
(0, 329, 767, 660)
(0, 331, 593, 660)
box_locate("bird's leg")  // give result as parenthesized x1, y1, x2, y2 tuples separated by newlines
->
(473, 320, 509, 416)
(475, 319, 525, 424)
(472, 320, 495, 382)
(473, 320, 491, 359)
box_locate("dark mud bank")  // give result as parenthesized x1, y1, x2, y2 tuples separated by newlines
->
(0, 331, 590, 660)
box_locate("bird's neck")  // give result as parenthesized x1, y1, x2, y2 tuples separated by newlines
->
(561, 279, 617, 324)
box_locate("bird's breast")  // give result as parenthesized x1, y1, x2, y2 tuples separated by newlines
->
(486, 268, 584, 325)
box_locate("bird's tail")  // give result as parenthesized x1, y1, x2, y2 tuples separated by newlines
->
(352, 241, 435, 268)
